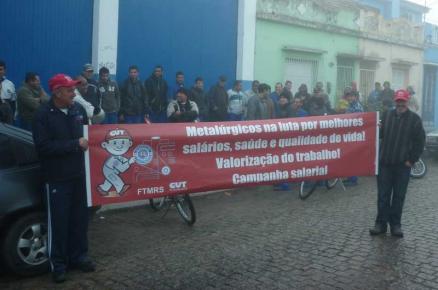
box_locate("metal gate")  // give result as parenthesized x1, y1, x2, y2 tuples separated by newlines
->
(284, 58, 319, 92)
(422, 65, 437, 129)
(360, 62, 376, 106)
(336, 58, 355, 98)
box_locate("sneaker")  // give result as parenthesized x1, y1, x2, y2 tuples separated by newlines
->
(70, 259, 96, 273)
(52, 271, 66, 283)
(390, 225, 404, 238)
(369, 224, 387, 235)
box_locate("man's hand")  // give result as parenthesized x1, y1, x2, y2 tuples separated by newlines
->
(79, 137, 89, 151)
(405, 161, 412, 167)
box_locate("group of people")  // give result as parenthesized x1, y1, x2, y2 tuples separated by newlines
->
(0, 59, 426, 283)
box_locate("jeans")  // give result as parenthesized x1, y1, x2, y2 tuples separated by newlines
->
(124, 115, 143, 124)
(102, 112, 119, 124)
(149, 111, 168, 123)
(228, 113, 243, 121)
(375, 164, 411, 227)
(46, 178, 89, 273)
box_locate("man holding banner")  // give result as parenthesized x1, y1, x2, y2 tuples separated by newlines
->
(370, 89, 425, 238)
(33, 74, 95, 283)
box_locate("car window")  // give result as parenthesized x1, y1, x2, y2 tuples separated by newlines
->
(0, 133, 17, 169)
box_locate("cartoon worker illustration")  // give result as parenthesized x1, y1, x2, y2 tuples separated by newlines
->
(98, 128, 136, 197)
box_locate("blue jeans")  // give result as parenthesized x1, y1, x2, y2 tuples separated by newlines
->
(150, 111, 168, 123)
(102, 112, 119, 124)
(375, 164, 411, 227)
(124, 115, 143, 124)
(228, 113, 243, 121)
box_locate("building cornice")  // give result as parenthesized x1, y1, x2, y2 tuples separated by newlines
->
(257, 12, 424, 51)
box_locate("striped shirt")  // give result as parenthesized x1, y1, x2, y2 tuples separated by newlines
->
(379, 109, 425, 165)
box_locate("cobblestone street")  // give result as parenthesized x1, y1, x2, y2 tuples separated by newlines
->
(1, 158, 438, 290)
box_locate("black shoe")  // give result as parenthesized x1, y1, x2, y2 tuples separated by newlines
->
(391, 225, 404, 238)
(369, 224, 387, 235)
(52, 271, 66, 283)
(70, 260, 96, 273)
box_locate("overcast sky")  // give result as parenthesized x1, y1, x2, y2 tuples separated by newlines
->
(409, 0, 438, 24)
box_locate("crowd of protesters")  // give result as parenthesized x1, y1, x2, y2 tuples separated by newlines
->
(1, 60, 420, 130)
(0, 59, 427, 283)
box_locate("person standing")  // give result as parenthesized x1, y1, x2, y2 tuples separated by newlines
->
(16, 72, 49, 130)
(98, 67, 120, 124)
(0, 81, 13, 124)
(380, 81, 395, 112)
(227, 80, 247, 121)
(369, 89, 425, 238)
(246, 83, 275, 120)
(190, 77, 208, 121)
(167, 88, 199, 123)
(169, 71, 185, 101)
(208, 75, 228, 121)
(294, 84, 311, 110)
(32, 74, 95, 283)
(367, 82, 382, 112)
(245, 80, 259, 99)
(0, 60, 17, 118)
(284, 80, 293, 94)
(119, 65, 149, 124)
(270, 82, 284, 116)
(81, 63, 97, 86)
(406, 86, 419, 113)
(144, 65, 168, 123)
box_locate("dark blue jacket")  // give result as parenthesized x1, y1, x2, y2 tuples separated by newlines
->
(32, 100, 88, 182)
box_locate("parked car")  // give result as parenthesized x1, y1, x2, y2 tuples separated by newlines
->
(0, 123, 48, 276)
(426, 129, 438, 155)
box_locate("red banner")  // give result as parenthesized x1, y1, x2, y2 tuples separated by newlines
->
(85, 112, 378, 206)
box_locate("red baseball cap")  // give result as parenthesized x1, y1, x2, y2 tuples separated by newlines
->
(105, 128, 133, 142)
(48, 74, 80, 92)
(393, 89, 410, 102)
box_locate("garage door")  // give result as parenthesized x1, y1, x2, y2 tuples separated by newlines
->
(284, 58, 318, 93)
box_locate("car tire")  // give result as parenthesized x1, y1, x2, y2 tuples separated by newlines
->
(2, 212, 49, 276)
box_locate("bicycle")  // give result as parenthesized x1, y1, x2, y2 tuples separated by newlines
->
(149, 194, 196, 225)
(298, 178, 345, 200)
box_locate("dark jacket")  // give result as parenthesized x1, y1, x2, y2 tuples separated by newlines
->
(98, 79, 120, 113)
(17, 83, 49, 122)
(83, 83, 102, 115)
(144, 74, 168, 113)
(246, 95, 274, 120)
(190, 86, 208, 119)
(32, 100, 88, 182)
(379, 109, 425, 165)
(120, 78, 148, 116)
(380, 88, 395, 111)
(208, 84, 228, 121)
(167, 100, 199, 123)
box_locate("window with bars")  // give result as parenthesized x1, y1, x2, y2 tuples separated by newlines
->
(422, 66, 436, 128)
(336, 58, 355, 98)
(359, 61, 377, 105)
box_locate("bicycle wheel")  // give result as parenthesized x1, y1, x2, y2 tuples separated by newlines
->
(299, 180, 318, 200)
(410, 158, 427, 179)
(325, 178, 339, 190)
(175, 195, 196, 225)
(149, 197, 167, 211)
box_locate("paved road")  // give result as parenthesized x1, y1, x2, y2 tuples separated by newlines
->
(2, 158, 438, 290)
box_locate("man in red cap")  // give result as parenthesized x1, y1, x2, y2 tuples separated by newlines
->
(32, 74, 95, 283)
(369, 89, 425, 238)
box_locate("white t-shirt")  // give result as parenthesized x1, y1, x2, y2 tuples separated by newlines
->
(0, 78, 16, 101)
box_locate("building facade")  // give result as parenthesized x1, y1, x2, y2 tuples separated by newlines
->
(254, 0, 361, 100)
(423, 23, 438, 129)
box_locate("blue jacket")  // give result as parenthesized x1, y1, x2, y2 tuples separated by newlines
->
(32, 100, 88, 182)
